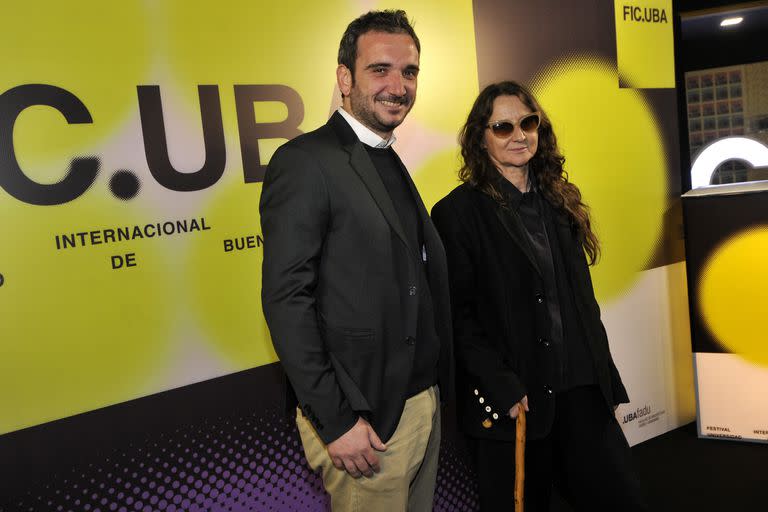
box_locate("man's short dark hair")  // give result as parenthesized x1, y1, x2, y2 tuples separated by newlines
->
(337, 10, 420, 77)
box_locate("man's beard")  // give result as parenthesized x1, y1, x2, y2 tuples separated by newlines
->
(348, 89, 412, 134)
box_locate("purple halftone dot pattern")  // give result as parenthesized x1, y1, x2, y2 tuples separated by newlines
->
(6, 410, 478, 511)
(8, 410, 329, 512)
(433, 442, 478, 512)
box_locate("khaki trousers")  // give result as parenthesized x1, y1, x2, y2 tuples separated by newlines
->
(296, 386, 440, 511)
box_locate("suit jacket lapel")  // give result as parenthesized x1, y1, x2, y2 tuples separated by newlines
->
(492, 200, 543, 277)
(329, 113, 411, 252)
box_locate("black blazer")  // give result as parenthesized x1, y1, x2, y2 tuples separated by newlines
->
(431, 183, 628, 441)
(260, 112, 453, 445)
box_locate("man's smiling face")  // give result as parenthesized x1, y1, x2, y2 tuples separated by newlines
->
(339, 31, 420, 139)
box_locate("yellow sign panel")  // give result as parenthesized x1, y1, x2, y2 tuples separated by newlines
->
(614, 0, 675, 88)
(532, 56, 667, 302)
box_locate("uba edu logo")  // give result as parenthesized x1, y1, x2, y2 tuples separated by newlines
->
(621, 404, 652, 424)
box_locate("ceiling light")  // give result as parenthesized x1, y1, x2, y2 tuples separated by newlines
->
(720, 17, 743, 27)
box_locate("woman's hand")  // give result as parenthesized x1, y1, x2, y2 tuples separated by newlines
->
(508, 395, 529, 419)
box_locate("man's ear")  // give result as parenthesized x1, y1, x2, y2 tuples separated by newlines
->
(337, 65, 352, 97)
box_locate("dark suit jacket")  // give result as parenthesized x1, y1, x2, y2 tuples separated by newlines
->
(260, 112, 453, 445)
(431, 183, 628, 441)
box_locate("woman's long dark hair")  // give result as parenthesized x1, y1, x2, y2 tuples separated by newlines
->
(458, 81, 600, 265)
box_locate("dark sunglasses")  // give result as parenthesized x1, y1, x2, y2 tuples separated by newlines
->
(486, 112, 541, 138)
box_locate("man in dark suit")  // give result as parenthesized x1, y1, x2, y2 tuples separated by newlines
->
(259, 10, 452, 511)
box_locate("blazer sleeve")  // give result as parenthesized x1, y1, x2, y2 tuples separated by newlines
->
(260, 144, 358, 444)
(432, 198, 526, 415)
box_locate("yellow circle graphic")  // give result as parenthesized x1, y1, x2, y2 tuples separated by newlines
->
(698, 227, 768, 366)
(531, 55, 667, 302)
(0, 197, 173, 434)
(187, 178, 277, 369)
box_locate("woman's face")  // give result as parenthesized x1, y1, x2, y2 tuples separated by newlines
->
(483, 94, 539, 171)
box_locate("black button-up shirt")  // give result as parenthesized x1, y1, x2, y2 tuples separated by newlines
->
(496, 175, 595, 391)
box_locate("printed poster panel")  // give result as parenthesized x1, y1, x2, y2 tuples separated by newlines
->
(0, 0, 478, 435)
(683, 184, 768, 443)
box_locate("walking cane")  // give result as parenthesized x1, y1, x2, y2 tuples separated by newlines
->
(514, 407, 526, 512)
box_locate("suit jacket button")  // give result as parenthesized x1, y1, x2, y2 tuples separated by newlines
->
(544, 385, 553, 395)
(538, 337, 550, 347)
(408, 285, 417, 296)
(535, 294, 545, 304)
(405, 336, 416, 345)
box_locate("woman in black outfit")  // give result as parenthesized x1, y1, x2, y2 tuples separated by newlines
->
(431, 81, 648, 511)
